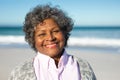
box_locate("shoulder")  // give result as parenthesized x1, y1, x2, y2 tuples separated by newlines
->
(8, 59, 36, 80)
(73, 56, 97, 80)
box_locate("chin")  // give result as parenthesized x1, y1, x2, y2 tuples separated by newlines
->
(47, 49, 62, 57)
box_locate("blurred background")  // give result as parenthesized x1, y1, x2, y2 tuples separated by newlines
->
(0, 0, 120, 51)
(0, 0, 120, 80)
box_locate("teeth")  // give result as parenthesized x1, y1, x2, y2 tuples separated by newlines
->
(46, 44, 57, 48)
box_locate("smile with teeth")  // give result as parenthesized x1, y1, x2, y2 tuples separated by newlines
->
(46, 43, 57, 48)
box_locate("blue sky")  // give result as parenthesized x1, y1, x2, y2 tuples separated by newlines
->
(0, 0, 120, 26)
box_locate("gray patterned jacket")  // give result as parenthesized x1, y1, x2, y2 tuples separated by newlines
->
(8, 56, 96, 80)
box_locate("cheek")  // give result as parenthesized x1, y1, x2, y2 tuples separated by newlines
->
(57, 33, 66, 44)
(35, 37, 43, 48)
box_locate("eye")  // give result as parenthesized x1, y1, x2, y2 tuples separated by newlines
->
(53, 29, 60, 33)
(37, 33, 46, 37)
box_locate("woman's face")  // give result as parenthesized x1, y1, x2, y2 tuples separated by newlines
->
(34, 18, 65, 58)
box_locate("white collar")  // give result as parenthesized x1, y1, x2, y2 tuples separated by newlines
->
(35, 50, 69, 69)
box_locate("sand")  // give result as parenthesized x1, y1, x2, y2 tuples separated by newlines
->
(0, 47, 120, 80)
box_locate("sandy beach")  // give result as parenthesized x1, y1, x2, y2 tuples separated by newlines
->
(0, 47, 120, 80)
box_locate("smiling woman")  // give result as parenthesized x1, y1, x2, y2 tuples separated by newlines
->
(34, 19, 65, 63)
(8, 4, 96, 80)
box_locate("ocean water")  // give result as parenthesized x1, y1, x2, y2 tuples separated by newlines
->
(0, 25, 120, 53)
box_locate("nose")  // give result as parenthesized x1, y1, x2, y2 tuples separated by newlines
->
(46, 33, 55, 41)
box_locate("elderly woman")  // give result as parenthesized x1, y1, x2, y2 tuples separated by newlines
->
(9, 5, 96, 80)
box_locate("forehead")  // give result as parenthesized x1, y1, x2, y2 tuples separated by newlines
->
(35, 19, 59, 30)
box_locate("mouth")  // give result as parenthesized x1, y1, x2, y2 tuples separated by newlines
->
(45, 43, 57, 48)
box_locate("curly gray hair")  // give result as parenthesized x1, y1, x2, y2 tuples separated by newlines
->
(23, 4, 74, 51)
